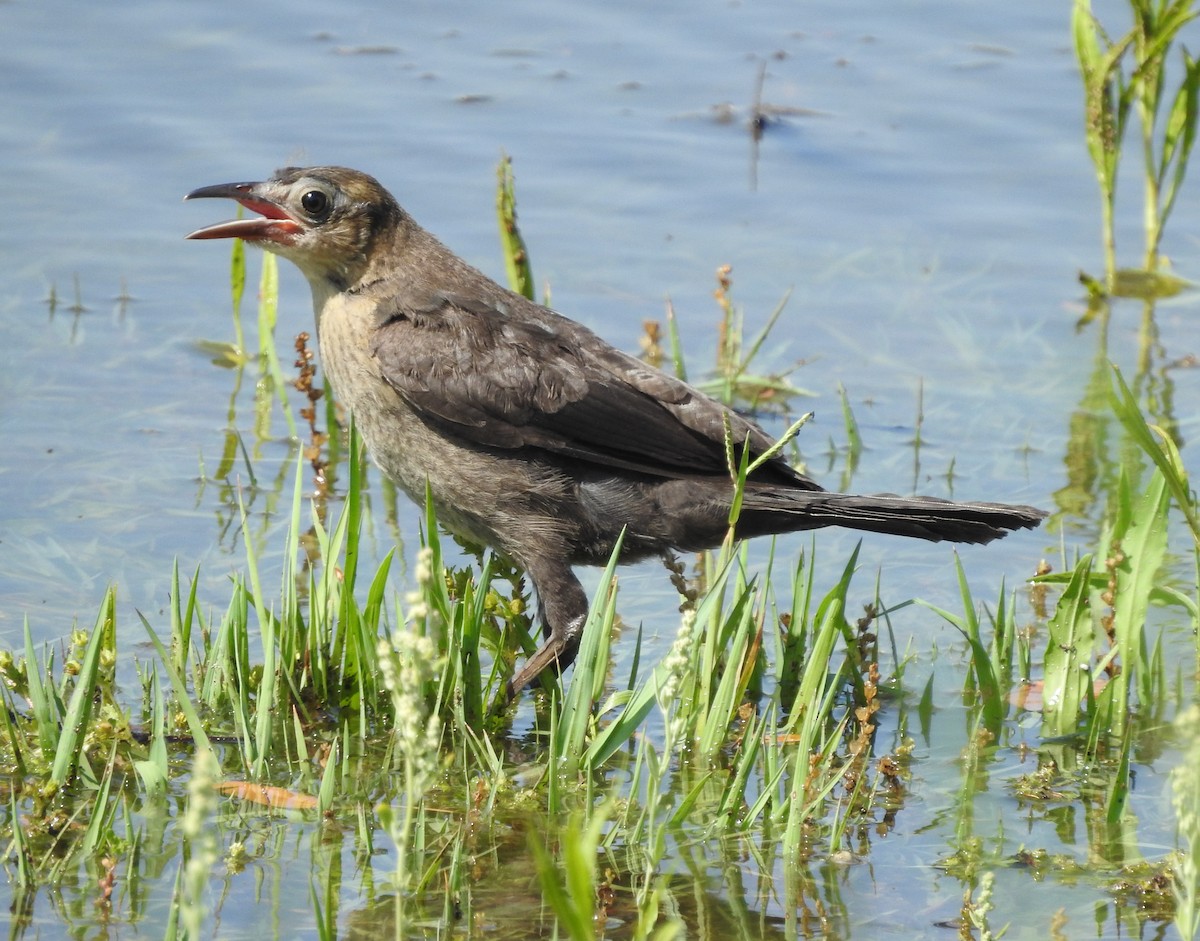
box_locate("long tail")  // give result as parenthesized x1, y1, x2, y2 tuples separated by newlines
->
(739, 491, 1047, 545)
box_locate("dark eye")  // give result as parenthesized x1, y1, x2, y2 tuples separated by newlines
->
(300, 189, 329, 216)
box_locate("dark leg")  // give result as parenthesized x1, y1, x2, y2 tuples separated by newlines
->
(505, 560, 590, 699)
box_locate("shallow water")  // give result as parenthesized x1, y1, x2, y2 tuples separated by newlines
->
(2, 0, 1198, 938)
(2, 0, 1126, 635)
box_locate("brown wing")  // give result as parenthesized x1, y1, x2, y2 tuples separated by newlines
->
(369, 289, 817, 487)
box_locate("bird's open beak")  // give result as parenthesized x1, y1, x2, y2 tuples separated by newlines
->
(184, 181, 303, 243)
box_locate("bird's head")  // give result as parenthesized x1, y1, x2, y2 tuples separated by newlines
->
(185, 166, 401, 290)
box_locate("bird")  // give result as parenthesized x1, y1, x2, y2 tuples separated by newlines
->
(185, 166, 1046, 698)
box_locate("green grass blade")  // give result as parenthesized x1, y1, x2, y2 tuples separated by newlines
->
(255, 252, 298, 437)
(22, 618, 56, 758)
(557, 532, 625, 767)
(50, 588, 114, 786)
(496, 153, 535, 300)
(1110, 365, 1200, 545)
(229, 233, 246, 355)
(139, 612, 212, 753)
(1041, 554, 1096, 740)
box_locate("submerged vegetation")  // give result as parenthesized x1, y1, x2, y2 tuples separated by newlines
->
(5, 7, 1200, 939)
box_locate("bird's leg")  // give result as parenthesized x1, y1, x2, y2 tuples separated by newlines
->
(505, 613, 586, 699)
(505, 563, 589, 700)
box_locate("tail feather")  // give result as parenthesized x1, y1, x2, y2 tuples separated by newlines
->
(740, 491, 1047, 545)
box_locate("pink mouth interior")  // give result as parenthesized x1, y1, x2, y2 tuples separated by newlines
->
(236, 197, 293, 221)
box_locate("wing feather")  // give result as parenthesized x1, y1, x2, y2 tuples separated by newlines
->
(369, 289, 814, 485)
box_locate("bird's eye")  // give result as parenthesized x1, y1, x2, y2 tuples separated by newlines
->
(300, 189, 329, 216)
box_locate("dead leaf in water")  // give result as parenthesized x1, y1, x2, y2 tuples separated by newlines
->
(216, 781, 318, 811)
